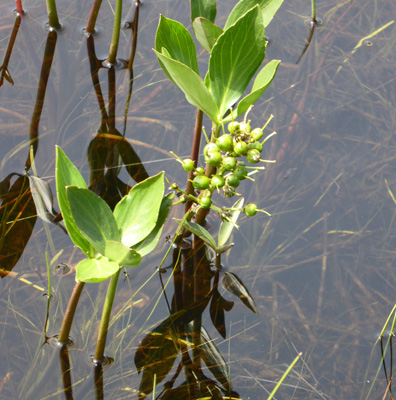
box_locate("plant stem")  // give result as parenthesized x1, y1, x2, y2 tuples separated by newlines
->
(185, 109, 203, 213)
(46, 0, 61, 29)
(107, 0, 123, 65)
(86, 0, 103, 34)
(58, 281, 85, 343)
(94, 269, 121, 362)
(311, 0, 316, 23)
(15, 0, 23, 15)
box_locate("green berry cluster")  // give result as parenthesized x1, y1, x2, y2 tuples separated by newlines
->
(171, 116, 275, 216)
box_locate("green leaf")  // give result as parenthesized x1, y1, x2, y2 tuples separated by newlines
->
(222, 272, 257, 313)
(218, 198, 244, 247)
(191, 0, 217, 23)
(233, 59, 280, 121)
(66, 186, 120, 255)
(175, 219, 217, 250)
(216, 243, 234, 255)
(55, 146, 93, 257)
(208, 6, 266, 119)
(134, 192, 174, 257)
(192, 17, 223, 52)
(155, 15, 199, 85)
(225, 0, 283, 30)
(75, 257, 120, 283)
(154, 50, 220, 123)
(104, 240, 141, 267)
(114, 172, 164, 248)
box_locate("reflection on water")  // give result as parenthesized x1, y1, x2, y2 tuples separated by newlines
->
(1, 0, 396, 398)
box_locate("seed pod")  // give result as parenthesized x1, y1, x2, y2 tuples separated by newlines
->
(239, 122, 251, 133)
(200, 197, 212, 209)
(222, 156, 237, 170)
(227, 174, 240, 188)
(248, 141, 263, 152)
(211, 175, 225, 188)
(204, 143, 219, 155)
(246, 149, 261, 164)
(233, 165, 248, 180)
(205, 151, 222, 166)
(233, 141, 248, 156)
(216, 134, 233, 151)
(250, 128, 264, 141)
(195, 167, 205, 175)
(228, 121, 240, 135)
(192, 175, 210, 190)
(244, 203, 258, 217)
(182, 159, 195, 172)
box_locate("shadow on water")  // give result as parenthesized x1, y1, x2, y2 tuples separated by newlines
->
(1, 0, 396, 399)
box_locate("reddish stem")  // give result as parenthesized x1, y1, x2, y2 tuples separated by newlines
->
(15, 0, 23, 15)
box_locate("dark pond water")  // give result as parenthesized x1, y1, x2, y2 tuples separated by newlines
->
(1, 0, 396, 399)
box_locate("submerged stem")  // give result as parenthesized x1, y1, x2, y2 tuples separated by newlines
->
(107, 0, 123, 65)
(94, 269, 121, 362)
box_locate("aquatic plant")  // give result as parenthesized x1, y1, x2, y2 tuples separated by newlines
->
(55, 146, 173, 361)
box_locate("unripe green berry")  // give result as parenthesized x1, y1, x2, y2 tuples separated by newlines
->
(195, 167, 205, 175)
(233, 165, 248, 180)
(222, 156, 237, 170)
(200, 197, 212, 209)
(248, 141, 263, 152)
(211, 175, 225, 188)
(192, 175, 210, 190)
(216, 135, 233, 151)
(182, 159, 195, 172)
(225, 187, 236, 198)
(244, 203, 258, 217)
(239, 123, 251, 133)
(234, 141, 248, 156)
(246, 149, 261, 164)
(205, 151, 222, 166)
(204, 143, 219, 155)
(250, 128, 264, 141)
(170, 183, 179, 190)
(228, 121, 240, 135)
(227, 174, 240, 188)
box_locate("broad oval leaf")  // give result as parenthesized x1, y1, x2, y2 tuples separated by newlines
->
(155, 15, 199, 81)
(222, 272, 257, 313)
(208, 6, 266, 119)
(133, 192, 174, 257)
(154, 50, 220, 124)
(232, 59, 280, 121)
(224, 0, 284, 30)
(67, 186, 120, 255)
(114, 172, 164, 248)
(174, 219, 217, 250)
(56, 146, 93, 256)
(191, 0, 217, 23)
(218, 198, 244, 247)
(104, 240, 141, 267)
(75, 256, 120, 283)
(192, 17, 223, 53)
